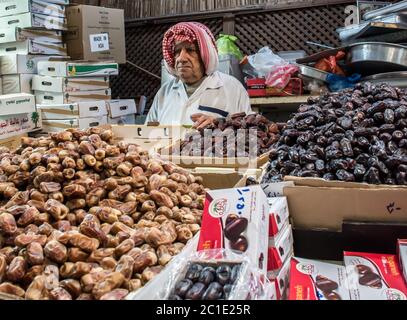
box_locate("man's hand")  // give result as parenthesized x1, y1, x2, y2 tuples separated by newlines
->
(191, 113, 216, 130)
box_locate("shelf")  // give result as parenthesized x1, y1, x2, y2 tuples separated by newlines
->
(250, 95, 317, 113)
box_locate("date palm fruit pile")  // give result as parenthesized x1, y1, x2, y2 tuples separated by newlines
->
(262, 82, 407, 185)
(179, 113, 282, 157)
(0, 127, 206, 300)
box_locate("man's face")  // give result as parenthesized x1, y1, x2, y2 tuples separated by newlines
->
(174, 41, 205, 85)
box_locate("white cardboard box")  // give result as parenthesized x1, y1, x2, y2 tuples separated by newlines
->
(0, 0, 65, 18)
(37, 60, 119, 77)
(106, 99, 136, 118)
(0, 111, 41, 140)
(268, 255, 291, 300)
(197, 185, 270, 275)
(107, 114, 135, 125)
(0, 40, 67, 56)
(39, 101, 107, 119)
(42, 116, 108, 132)
(0, 28, 63, 44)
(32, 75, 110, 92)
(0, 93, 35, 116)
(0, 55, 61, 75)
(0, 12, 67, 30)
(35, 89, 111, 104)
(289, 257, 351, 300)
(267, 224, 293, 272)
(2, 74, 33, 94)
(268, 197, 290, 238)
(398, 239, 407, 284)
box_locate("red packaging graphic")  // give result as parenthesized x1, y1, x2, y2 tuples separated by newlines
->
(344, 251, 407, 300)
(197, 186, 269, 275)
(268, 256, 291, 300)
(268, 197, 289, 238)
(289, 257, 350, 300)
(267, 224, 293, 271)
(398, 239, 407, 284)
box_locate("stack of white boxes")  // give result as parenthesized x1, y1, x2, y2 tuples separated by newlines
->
(0, 0, 68, 95)
(35, 60, 136, 131)
(267, 197, 294, 300)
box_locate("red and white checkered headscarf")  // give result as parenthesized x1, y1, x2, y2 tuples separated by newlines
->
(163, 22, 219, 77)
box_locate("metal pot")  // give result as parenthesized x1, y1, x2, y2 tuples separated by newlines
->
(362, 71, 407, 88)
(347, 42, 407, 76)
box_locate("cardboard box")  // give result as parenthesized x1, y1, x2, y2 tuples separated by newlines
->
(66, 5, 126, 64)
(106, 99, 137, 118)
(107, 114, 135, 125)
(268, 256, 291, 300)
(0, 0, 65, 18)
(0, 27, 63, 44)
(0, 93, 35, 116)
(267, 224, 293, 271)
(0, 133, 27, 151)
(268, 197, 290, 237)
(398, 240, 407, 284)
(0, 40, 67, 56)
(344, 251, 407, 300)
(288, 257, 351, 300)
(0, 12, 66, 30)
(32, 75, 109, 92)
(0, 111, 41, 140)
(42, 116, 107, 132)
(1, 55, 58, 75)
(197, 185, 270, 274)
(37, 60, 119, 77)
(283, 176, 407, 231)
(2, 74, 33, 94)
(35, 89, 111, 104)
(38, 101, 107, 120)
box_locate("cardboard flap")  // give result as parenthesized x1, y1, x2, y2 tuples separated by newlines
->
(285, 176, 407, 190)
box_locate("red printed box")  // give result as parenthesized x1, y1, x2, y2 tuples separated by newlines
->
(289, 257, 350, 300)
(197, 186, 269, 275)
(268, 197, 289, 238)
(268, 256, 291, 300)
(267, 224, 293, 271)
(344, 251, 407, 300)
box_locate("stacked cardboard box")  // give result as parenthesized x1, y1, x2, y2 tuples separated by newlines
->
(266, 197, 294, 300)
(0, 0, 69, 96)
(35, 60, 136, 131)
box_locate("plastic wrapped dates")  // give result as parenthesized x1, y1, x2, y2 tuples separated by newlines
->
(0, 127, 206, 300)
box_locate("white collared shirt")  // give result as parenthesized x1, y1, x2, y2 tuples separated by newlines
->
(145, 71, 253, 125)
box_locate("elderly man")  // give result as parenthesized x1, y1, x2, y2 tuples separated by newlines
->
(146, 22, 252, 129)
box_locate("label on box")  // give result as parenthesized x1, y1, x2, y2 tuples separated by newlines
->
(37, 61, 119, 77)
(344, 251, 407, 300)
(0, 93, 35, 116)
(90, 33, 110, 52)
(398, 240, 407, 284)
(268, 197, 290, 237)
(197, 186, 269, 274)
(267, 224, 293, 271)
(0, 112, 41, 140)
(289, 257, 350, 300)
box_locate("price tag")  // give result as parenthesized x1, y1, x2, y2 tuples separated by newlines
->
(89, 33, 110, 52)
(261, 181, 294, 198)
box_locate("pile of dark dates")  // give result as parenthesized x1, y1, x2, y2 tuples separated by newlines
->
(169, 262, 241, 300)
(180, 113, 282, 157)
(262, 82, 407, 185)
